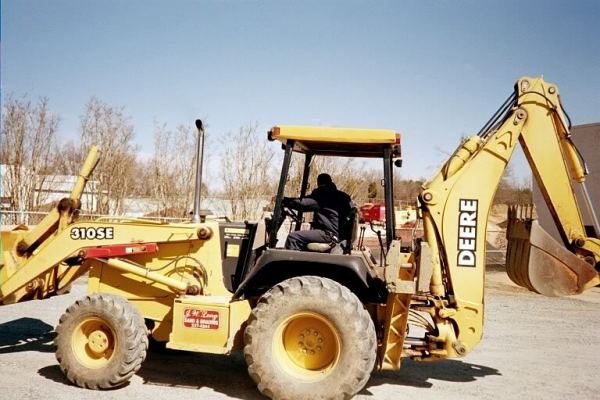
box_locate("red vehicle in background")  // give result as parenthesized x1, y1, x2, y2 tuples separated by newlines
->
(359, 203, 386, 224)
(360, 203, 418, 228)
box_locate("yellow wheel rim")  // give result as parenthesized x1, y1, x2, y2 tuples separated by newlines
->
(273, 312, 341, 381)
(72, 317, 116, 369)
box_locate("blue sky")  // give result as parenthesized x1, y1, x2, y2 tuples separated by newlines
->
(2, 0, 599, 181)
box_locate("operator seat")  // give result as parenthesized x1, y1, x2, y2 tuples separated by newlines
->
(307, 207, 359, 255)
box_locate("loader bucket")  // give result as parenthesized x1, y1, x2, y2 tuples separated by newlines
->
(505, 206, 597, 297)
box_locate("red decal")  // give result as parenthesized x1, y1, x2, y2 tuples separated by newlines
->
(183, 308, 219, 329)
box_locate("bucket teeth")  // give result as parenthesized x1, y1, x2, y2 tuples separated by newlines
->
(506, 205, 597, 296)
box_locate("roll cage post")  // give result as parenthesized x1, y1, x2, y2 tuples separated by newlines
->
(295, 153, 313, 231)
(383, 146, 396, 248)
(269, 140, 295, 248)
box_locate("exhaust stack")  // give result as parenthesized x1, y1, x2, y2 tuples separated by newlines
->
(192, 119, 205, 223)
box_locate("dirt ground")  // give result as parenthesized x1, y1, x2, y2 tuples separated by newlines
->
(1, 270, 598, 400)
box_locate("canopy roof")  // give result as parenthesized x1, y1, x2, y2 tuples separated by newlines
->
(269, 125, 401, 158)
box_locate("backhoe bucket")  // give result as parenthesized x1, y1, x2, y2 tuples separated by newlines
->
(506, 206, 597, 297)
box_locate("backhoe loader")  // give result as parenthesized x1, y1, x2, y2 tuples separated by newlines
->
(1, 76, 598, 400)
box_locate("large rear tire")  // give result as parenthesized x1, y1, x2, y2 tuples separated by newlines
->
(55, 294, 148, 389)
(244, 276, 376, 400)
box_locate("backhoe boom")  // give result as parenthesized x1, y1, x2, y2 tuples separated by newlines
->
(417, 76, 600, 357)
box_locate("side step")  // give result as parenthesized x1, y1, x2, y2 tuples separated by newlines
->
(505, 205, 597, 296)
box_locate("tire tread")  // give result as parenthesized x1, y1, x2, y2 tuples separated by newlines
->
(55, 293, 148, 390)
(244, 276, 376, 400)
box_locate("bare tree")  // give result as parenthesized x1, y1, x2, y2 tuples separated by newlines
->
(492, 164, 532, 205)
(0, 95, 59, 224)
(147, 123, 205, 218)
(78, 98, 137, 214)
(220, 124, 276, 220)
(393, 176, 424, 207)
(53, 139, 86, 175)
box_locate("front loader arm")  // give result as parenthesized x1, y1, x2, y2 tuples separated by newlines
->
(1, 147, 100, 304)
(1, 147, 101, 304)
(17, 146, 101, 255)
(418, 76, 600, 357)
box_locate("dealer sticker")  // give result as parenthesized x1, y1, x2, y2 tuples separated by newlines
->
(183, 308, 220, 329)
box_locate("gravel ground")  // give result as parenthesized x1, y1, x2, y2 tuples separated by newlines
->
(1, 270, 598, 400)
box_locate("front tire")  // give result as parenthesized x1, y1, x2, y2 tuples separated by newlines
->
(244, 276, 376, 400)
(55, 294, 148, 389)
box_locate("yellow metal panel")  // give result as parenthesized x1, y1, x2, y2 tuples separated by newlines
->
(1, 230, 26, 284)
(379, 293, 411, 370)
(168, 296, 231, 354)
(1, 218, 230, 303)
(228, 299, 252, 352)
(93, 263, 175, 322)
(272, 125, 398, 144)
(87, 262, 101, 293)
(224, 227, 249, 235)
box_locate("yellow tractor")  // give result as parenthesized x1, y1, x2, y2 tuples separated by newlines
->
(1, 76, 599, 399)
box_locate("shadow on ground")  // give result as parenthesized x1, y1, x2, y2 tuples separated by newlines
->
(138, 353, 500, 399)
(0, 317, 56, 354)
(33, 338, 262, 399)
(38, 364, 73, 386)
(362, 358, 501, 394)
(29, 325, 499, 400)
(38, 364, 131, 390)
(37, 349, 254, 397)
(138, 349, 264, 400)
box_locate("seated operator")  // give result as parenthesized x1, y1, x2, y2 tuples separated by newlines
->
(282, 173, 352, 251)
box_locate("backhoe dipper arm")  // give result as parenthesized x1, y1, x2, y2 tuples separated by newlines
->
(418, 76, 600, 357)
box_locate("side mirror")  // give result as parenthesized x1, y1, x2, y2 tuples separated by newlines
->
(394, 159, 403, 168)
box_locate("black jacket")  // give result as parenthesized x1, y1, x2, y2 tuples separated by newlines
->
(284, 184, 352, 237)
